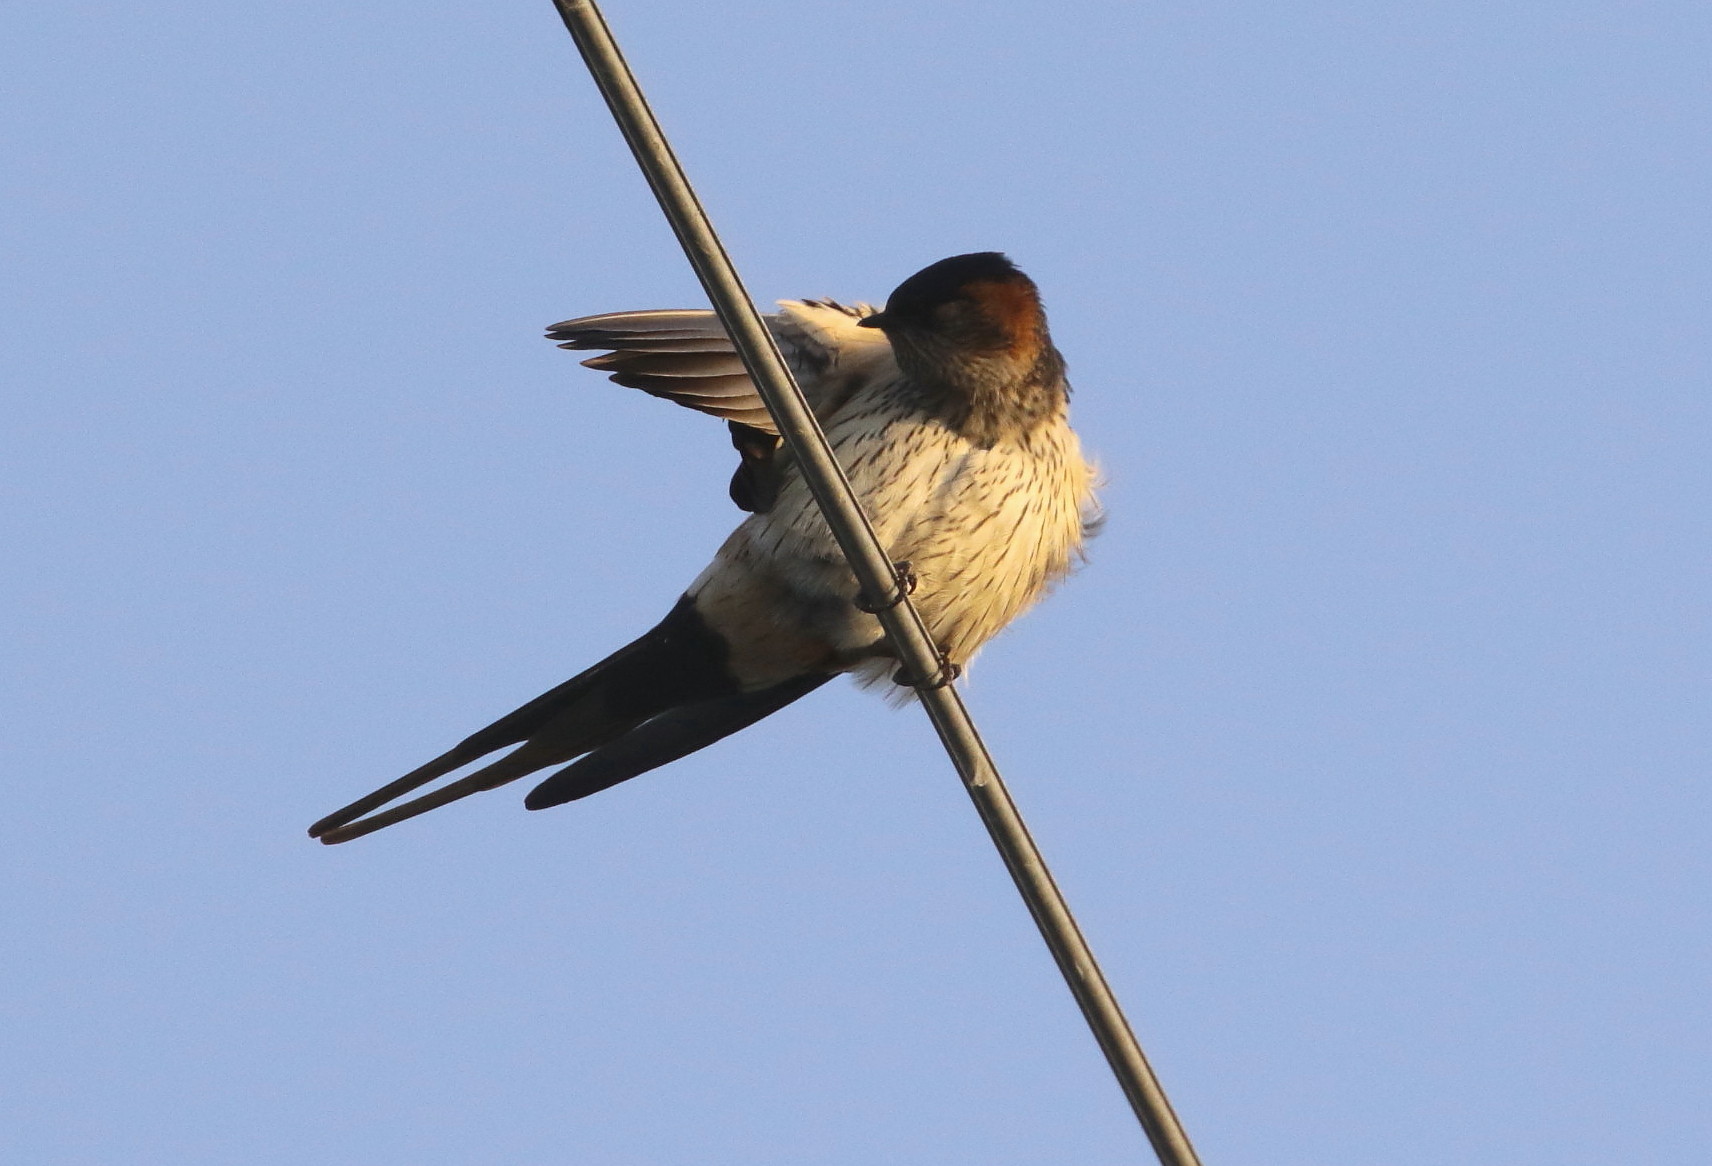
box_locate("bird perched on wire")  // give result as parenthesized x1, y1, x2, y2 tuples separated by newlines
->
(310, 252, 1099, 844)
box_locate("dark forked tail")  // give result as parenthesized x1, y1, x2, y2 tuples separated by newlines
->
(309, 597, 832, 844)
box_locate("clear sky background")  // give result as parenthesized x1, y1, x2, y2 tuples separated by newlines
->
(4, 3, 1708, 1163)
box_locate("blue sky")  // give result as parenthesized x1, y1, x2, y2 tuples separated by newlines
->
(4, 2, 1709, 1163)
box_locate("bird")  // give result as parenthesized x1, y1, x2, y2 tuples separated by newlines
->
(309, 252, 1099, 844)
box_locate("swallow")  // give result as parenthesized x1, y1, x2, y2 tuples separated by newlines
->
(310, 252, 1099, 844)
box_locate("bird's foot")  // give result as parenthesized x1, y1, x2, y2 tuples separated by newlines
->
(855, 561, 917, 614)
(893, 654, 961, 690)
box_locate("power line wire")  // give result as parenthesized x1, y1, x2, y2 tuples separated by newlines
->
(545, 3, 1203, 1160)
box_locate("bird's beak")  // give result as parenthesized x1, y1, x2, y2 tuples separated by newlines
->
(856, 312, 887, 329)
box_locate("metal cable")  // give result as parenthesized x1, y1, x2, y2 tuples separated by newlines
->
(548, 3, 1203, 1161)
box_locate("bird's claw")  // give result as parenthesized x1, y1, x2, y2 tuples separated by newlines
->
(893, 655, 961, 690)
(855, 561, 917, 614)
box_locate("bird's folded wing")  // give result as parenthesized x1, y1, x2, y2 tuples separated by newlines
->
(545, 300, 891, 435)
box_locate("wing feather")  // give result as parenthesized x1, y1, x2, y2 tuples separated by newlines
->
(545, 301, 892, 436)
(583, 351, 750, 379)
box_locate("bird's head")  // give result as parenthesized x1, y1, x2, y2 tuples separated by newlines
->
(857, 253, 1066, 442)
(858, 252, 1047, 366)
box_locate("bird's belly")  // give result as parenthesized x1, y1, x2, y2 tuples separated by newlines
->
(695, 416, 1091, 687)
